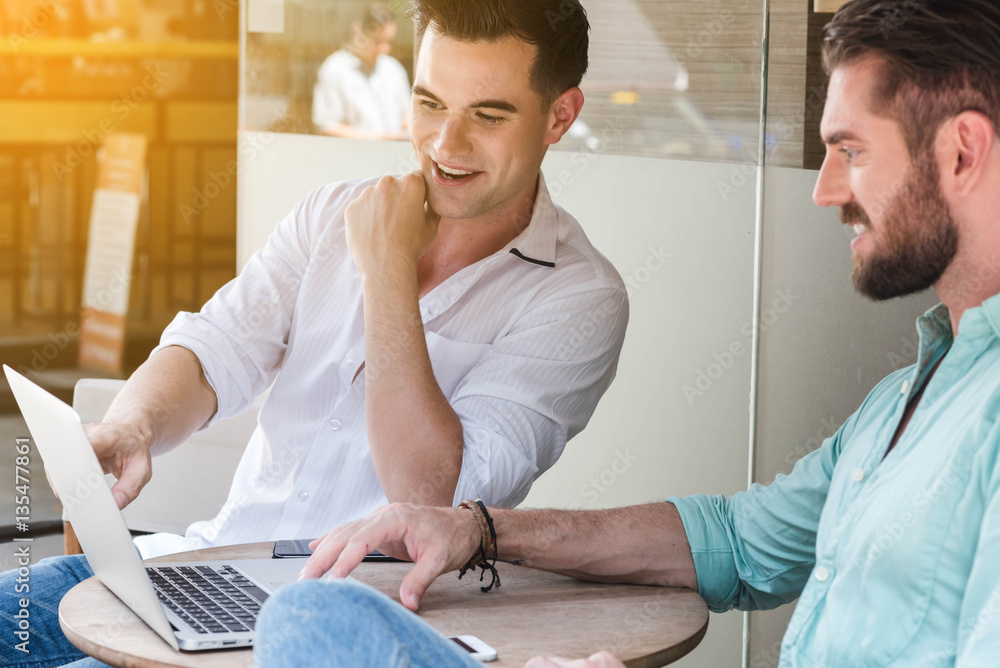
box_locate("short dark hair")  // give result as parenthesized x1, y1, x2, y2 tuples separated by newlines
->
(407, 0, 589, 107)
(823, 0, 1000, 158)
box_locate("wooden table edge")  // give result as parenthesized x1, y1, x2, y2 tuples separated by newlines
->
(625, 615, 709, 668)
(59, 542, 710, 667)
(58, 587, 181, 668)
(56, 545, 276, 667)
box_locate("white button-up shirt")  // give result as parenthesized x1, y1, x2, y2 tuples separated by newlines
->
(312, 50, 411, 136)
(134, 174, 628, 557)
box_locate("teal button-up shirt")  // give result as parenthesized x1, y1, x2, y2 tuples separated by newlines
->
(670, 295, 1000, 667)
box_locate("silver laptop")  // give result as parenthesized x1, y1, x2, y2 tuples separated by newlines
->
(4, 365, 305, 651)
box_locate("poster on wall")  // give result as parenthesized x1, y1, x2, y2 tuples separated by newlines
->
(78, 133, 146, 374)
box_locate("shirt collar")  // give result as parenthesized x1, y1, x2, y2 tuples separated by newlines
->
(959, 290, 1000, 340)
(914, 302, 954, 360)
(920, 302, 952, 336)
(923, 290, 1000, 343)
(505, 172, 558, 268)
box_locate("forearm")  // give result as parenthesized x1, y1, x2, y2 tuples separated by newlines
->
(363, 268, 464, 506)
(102, 345, 218, 456)
(302, 502, 697, 611)
(491, 503, 698, 590)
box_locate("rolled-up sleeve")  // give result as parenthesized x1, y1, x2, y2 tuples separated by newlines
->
(668, 405, 865, 613)
(151, 185, 342, 428)
(451, 285, 629, 507)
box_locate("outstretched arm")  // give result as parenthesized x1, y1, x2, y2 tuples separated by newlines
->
(299, 501, 696, 611)
(85, 345, 217, 509)
(491, 503, 697, 588)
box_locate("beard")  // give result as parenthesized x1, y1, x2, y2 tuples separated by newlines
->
(844, 154, 960, 301)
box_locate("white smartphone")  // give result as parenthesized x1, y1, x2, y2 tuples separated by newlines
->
(449, 635, 498, 662)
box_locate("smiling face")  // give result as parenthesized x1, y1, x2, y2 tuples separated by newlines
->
(813, 56, 960, 300)
(409, 27, 557, 221)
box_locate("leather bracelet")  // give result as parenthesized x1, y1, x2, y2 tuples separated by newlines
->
(459, 500, 492, 556)
(457, 499, 501, 593)
(474, 499, 497, 553)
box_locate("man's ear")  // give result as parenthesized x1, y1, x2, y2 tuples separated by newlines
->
(544, 87, 585, 146)
(938, 110, 996, 198)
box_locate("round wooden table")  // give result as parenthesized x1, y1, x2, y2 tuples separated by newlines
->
(59, 542, 708, 667)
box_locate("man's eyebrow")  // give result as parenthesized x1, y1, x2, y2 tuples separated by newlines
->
(412, 85, 441, 102)
(471, 99, 518, 114)
(412, 85, 518, 114)
(823, 130, 861, 145)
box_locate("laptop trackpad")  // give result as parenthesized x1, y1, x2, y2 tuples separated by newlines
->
(233, 558, 305, 592)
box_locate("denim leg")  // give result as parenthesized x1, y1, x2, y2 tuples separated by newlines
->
(0, 554, 112, 668)
(62, 659, 112, 668)
(254, 579, 482, 668)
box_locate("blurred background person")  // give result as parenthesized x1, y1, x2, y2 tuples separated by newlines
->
(312, 3, 410, 141)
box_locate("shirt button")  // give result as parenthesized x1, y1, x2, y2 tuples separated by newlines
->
(901, 379, 911, 394)
(344, 358, 355, 370)
(851, 468, 865, 483)
(329, 418, 341, 431)
(297, 490, 309, 502)
(814, 566, 831, 582)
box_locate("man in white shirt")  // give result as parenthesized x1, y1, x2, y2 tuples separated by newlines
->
(130, 168, 625, 558)
(0, 1, 627, 665)
(312, 4, 412, 140)
(95, 0, 625, 559)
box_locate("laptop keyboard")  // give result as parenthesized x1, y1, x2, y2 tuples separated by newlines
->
(147, 565, 269, 635)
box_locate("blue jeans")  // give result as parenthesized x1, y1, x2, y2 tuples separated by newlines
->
(254, 579, 481, 668)
(0, 554, 109, 668)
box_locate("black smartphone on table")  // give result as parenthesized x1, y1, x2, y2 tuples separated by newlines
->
(272, 538, 402, 561)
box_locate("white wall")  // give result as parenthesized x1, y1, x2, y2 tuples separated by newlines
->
(531, 149, 757, 668)
(238, 131, 757, 666)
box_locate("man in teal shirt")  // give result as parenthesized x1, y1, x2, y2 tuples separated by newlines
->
(257, 0, 1000, 665)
